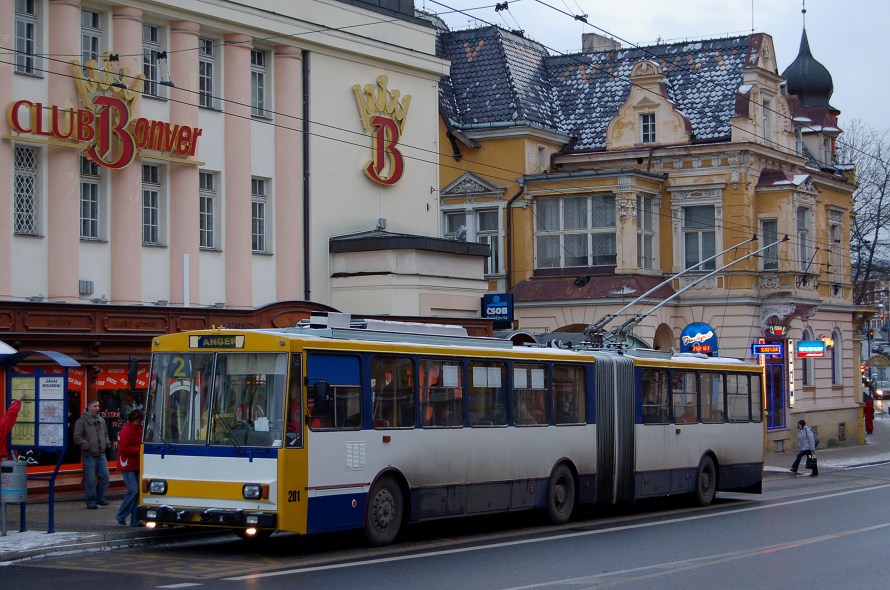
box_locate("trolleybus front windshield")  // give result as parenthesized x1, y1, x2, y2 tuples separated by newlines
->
(144, 352, 288, 447)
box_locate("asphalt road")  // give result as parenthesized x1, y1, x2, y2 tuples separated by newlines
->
(5, 459, 890, 590)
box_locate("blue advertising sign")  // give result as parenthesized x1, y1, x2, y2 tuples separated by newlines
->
(679, 322, 718, 356)
(482, 293, 514, 328)
(797, 340, 826, 358)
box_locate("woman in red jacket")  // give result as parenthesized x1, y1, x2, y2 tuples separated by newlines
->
(0, 390, 26, 460)
(115, 409, 144, 526)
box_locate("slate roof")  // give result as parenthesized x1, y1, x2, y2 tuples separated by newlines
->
(439, 25, 756, 152)
(438, 27, 558, 129)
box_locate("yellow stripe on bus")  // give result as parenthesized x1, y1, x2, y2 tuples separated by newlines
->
(151, 480, 266, 501)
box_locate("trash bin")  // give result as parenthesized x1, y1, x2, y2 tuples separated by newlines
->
(0, 460, 27, 504)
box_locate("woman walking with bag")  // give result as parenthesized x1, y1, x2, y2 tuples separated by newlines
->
(790, 419, 819, 477)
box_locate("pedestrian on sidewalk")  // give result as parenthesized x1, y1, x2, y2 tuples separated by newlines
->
(74, 399, 112, 509)
(865, 398, 875, 435)
(1, 389, 27, 460)
(790, 419, 819, 477)
(115, 408, 143, 526)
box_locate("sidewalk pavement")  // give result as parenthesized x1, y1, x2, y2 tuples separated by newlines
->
(2, 414, 890, 565)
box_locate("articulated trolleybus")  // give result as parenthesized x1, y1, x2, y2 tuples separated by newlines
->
(137, 313, 764, 545)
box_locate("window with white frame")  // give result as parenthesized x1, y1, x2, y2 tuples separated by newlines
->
(683, 205, 716, 270)
(797, 206, 811, 272)
(80, 157, 101, 240)
(760, 218, 779, 271)
(444, 211, 466, 241)
(142, 24, 162, 97)
(142, 164, 162, 245)
(252, 177, 267, 252)
(444, 209, 503, 275)
(636, 195, 655, 269)
(14, 145, 40, 235)
(198, 38, 217, 109)
(477, 209, 500, 275)
(81, 9, 102, 75)
(199, 171, 217, 249)
(829, 221, 842, 283)
(640, 113, 656, 144)
(535, 195, 616, 269)
(15, 0, 38, 75)
(794, 128, 803, 154)
(251, 49, 268, 118)
(822, 137, 832, 165)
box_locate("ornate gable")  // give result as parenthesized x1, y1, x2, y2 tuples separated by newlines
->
(441, 172, 505, 201)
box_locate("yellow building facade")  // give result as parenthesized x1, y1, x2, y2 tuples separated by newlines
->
(436, 25, 860, 450)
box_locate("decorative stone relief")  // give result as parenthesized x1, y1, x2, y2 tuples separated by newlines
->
(445, 176, 491, 196)
(760, 303, 795, 330)
(679, 275, 717, 290)
(758, 274, 779, 290)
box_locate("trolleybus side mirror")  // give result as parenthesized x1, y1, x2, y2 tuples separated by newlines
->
(312, 381, 330, 414)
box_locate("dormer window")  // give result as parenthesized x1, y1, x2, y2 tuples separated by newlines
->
(640, 113, 656, 143)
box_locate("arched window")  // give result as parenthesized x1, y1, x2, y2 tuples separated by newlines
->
(802, 328, 815, 386)
(831, 329, 843, 385)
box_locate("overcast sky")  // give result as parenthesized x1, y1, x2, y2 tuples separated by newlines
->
(423, 0, 886, 133)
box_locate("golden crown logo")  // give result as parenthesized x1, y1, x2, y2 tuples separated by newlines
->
(70, 52, 145, 111)
(353, 75, 411, 134)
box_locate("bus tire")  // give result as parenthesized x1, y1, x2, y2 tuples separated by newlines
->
(546, 464, 575, 525)
(694, 455, 717, 506)
(364, 475, 403, 546)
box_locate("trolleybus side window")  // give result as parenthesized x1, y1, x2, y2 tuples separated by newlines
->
(286, 354, 303, 447)
(306, 354, 362, 430)
(726, 373, 750, 422)
(700, 372, 725, 423)
(371, 356, 415, 429)
(553, 364, 585, 425)
(513, 364, 548, 426)
(751, 374, 763, 422)
(420, 358, 464, 427)
(468, 360, 507, 427)
(672, 370, 698, 423)
(641, 368, 669, 424)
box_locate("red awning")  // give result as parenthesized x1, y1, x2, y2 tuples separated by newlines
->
(95, 366, 149, 390)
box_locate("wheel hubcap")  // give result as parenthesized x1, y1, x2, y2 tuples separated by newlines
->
(373, 490, 394, 530)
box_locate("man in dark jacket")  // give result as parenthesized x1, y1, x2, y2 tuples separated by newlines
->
(73, 399, 112, 509)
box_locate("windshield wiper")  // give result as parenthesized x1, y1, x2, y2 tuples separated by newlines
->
(213, 413, 243, 453)
(146, 412, 170, 455)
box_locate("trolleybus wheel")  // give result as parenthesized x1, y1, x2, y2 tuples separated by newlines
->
(364, 475, 403, 546)
(546, 464, 575, 525)
(694, 456, 717, 506)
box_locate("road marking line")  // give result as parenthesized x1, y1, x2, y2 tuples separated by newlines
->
(224, 482, 890, 581)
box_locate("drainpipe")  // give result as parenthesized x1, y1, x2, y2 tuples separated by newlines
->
(505, 180, 526, 291)
(302, 51, 311, 301)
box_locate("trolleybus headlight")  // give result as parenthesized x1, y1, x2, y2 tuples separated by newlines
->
(246, 515, 259, 525)
(245, 527, 258, 536)
(243, 484, 262, 499)
(146, 509, 158, 519)
(148, 480, 168, 495)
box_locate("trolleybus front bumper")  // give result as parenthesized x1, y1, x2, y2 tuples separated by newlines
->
(136, 505, 277, 529)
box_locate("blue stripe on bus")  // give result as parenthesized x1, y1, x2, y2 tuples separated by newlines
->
(143, 443, 278, 460)
(306, 492, 367, 534)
